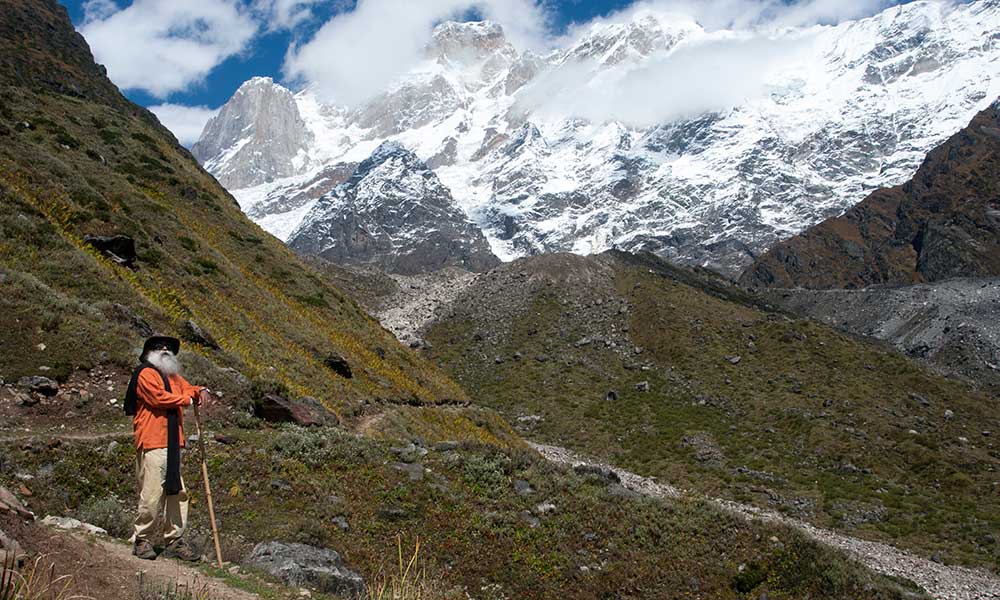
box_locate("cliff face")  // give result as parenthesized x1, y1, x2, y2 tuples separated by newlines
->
(742, 100, 1000, 289)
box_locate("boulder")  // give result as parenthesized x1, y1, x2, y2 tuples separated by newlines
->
(0, 528, 27, 568)
(253, 395, 336, 427)
(182, 320, 220, 350)
(323, 353, 353, 379)
(0, 486, 33, 520)
(17, 376, 58, 397)
(247, 541, 364, 596)
(40, 516, 106, 535)
(83, 234, 137, 267)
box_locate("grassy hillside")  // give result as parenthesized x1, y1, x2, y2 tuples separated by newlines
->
(3, 425, 926, 600)
(422, 252, 1000, 571)
(0, 1, 466, 420)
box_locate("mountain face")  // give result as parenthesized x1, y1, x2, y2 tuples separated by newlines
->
(192, 77, 313, 189)
(195, 1, 1000, 275)
(286, 142, 500, 274)
(742, 99, 1000, 288)
(0, 0, 464, 410)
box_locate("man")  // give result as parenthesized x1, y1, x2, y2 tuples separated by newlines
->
(124, 335, 211, 561)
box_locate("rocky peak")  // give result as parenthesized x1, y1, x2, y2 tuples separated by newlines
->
(287, 143, 499, 274)
(429, 21, 511, 63)
(192, 77, 311, 189)
(563, 11, 698, 66)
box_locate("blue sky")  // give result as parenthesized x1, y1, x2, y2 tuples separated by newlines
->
(58, 0, 632, 111)
(57, 0, 914, 144)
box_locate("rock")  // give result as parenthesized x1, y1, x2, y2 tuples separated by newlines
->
(392, 462, 424, 482)
(534, 502, 557, 515)
(270, 479, 292, 492)
(246, 542, 364, 596)
(40, 516, 106, 536)
(574, 464, 622, 485)
(0, 529, 27, 567)
(726, 355, 742, 365)
(0, 486, 33, 520)
(605, 390, 619, 402)
(17, 376, 59, 397)
(434, 440, 460, 452)
(909, 392, 930, 406)
(513, 479, 534, 496)
(574, 337, 591, 348)
(253, 395, 336, 427)
(519, 511, 540, 528)
(635, 381, 650, 392)
(83, 234, 137, 267)
(331, 516, 350, 531)
(322, 354, 353, 379)
(944, 409, 954, 420)
(182, 320, 220, 350)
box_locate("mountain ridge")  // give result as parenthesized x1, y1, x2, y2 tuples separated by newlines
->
(195, 0, 1000, 275)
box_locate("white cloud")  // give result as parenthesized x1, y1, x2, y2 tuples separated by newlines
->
(283, 0, 552, 106)
(80, 0, 259, 98)
(252, 0, 328, 31)
(149, 103, 220, 146)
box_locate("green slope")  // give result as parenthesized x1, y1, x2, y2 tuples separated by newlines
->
(423, 252, 1000, 571)
(0, 0, 466, 418)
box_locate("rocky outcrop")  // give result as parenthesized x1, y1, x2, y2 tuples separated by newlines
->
(252, 395, 337, 427)
(192, 77, 312, 189)
(83, 234, 136, 268)
(742, 100, 1000, 289)
(288, 142, 499, 274)
(246, 541, 364, 596)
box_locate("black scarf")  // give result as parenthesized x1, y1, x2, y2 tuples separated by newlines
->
(124, 362, 183, 495)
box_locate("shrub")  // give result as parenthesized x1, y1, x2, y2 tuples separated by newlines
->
(462, 453, 510, 498)
(76, 494, 134, 539)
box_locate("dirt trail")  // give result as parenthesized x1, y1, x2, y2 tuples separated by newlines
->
(532, 442, 1000, 600)
(61, 532, 259, 600)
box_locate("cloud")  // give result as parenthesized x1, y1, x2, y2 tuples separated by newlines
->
(252, 0, 329, 31)
(517, 31, 815, 128)
(80, 0, 258, 98)
(149, 103, 220, 146)
(283, 0, 552, 106)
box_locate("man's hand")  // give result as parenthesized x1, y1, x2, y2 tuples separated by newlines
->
(195, 388, 214, 408)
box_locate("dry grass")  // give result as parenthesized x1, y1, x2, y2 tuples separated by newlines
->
(1, 554, 92, 600)
(363, 536, 438, 600)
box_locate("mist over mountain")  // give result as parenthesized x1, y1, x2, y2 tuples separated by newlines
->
(194, 0, 1000, 275)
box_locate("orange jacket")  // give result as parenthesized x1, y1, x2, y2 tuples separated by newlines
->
(132, 369, 202, 451)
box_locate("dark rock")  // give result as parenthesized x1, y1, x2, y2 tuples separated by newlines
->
(573, 464, 621, 484)
(605, 390, 619, 402)
(434, 440, 460, 452)
(182, 320, 220, 350)
(513, 479, 534, 496)
(270, 478, 292, 492)
(83, 234, 136, 268)
(323, 353, 353, 379)
(331, 516, 349, 531)
(635, 381, 650, 392)
(17, 376, 58, 397)
(253, 395, 336, 427)
(246, 541, 364, 596)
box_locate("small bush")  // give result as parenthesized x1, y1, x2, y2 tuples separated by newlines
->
(462, 453, 510, 498)
(77, 494, 134, 539)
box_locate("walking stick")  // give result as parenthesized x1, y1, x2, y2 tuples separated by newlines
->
(192, 397, 224, 568)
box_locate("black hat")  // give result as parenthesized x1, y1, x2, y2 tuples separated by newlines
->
(140, 336, 180, 362)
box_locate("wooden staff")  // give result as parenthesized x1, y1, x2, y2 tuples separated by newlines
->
(192, 395, 224, 568)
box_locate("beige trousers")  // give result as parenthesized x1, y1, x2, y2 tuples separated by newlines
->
(133, 448, 189, 544)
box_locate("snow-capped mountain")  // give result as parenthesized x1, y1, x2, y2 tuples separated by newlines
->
(286, 141, 499, 274)
(195, 0, 1000, 275)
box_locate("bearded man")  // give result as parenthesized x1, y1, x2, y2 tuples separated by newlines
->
(123, 335, 212, 561)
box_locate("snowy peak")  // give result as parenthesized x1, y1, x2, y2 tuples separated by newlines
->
(287, 143, 499, 274)
(195, 0, 1000, 276)
(192, 76, 311, 189)
(562, 12, 699, 65)
(429, 20, 512, 63)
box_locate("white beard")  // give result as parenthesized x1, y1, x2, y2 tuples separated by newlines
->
(148, 350, 181, 376)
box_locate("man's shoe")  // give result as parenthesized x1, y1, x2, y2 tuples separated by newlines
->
(162, 538, 200, 562)
(132, 539, 157, 560)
